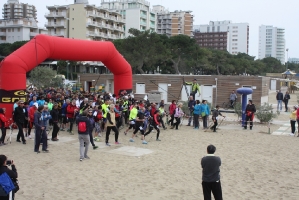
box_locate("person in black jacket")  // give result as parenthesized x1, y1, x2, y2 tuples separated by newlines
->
(283, 91, 291, 112)
(0, 155, 18, 200)
(276, 90, 283, 111)
(201, 145, 222, 200)
(244, 100, 256, 130)
(14, 100, 26, 144)
(34, 106, 49, 153)
(76, 111, 91, 161)
(50, 103, 59, 141)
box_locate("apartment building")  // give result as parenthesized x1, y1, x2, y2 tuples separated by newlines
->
(258, 25, 285, 64)
(101, 0, 156, 37)
(45, 0, 125, 41)
(199, 20, 249, 55)
(0, 0, 39, 43)
(2, 0, 37, 20)
(153, 5, 193, 37)
(194, 31, 228, 51)
(289, 58, 299, 64)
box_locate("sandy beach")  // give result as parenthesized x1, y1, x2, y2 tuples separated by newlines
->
(1, 91, 299, 200)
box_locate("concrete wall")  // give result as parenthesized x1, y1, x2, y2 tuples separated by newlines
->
(69, 4, 87, 39)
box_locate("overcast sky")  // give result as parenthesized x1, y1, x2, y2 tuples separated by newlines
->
(15, 0, 299, 60)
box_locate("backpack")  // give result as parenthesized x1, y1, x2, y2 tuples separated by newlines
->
(78, 121, 87, 132)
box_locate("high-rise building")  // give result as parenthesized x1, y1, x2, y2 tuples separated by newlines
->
(258, 25, 285, 64)
(45, 0, 125, 41)
(0, 0, 39, 44)
(101, 0, 156, 37)
(2, 0, 37, 20)
(288, 58, 299, 64)
(152, 5, 193, 37)
(194, 31, 228, 51)
(198, 20, 249, 55)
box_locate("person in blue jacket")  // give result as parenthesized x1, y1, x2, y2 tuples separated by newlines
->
(200, 100, 210, 129)
(193, 100, 201, 129)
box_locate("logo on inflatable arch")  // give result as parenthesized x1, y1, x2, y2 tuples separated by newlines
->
(0, 89, 27, 103)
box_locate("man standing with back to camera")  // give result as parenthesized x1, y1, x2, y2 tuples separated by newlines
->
(201, 144, 222, 200)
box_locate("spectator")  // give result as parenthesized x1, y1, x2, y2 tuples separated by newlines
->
(276, 90, 283, 111)
(0, 155, 18, 200)
(201, 145, 222, 200)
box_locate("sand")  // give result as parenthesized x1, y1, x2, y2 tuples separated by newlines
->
(1, 90, 299, 200)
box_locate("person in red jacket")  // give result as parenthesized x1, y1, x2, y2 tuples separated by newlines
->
(144, 110, 161, 141)
(28, 102, 38, 139)
(150, 103, 157, 117)
(168, 100, 177, 126)
(67, 100, 79, 134)
(0, 108, 9, 145)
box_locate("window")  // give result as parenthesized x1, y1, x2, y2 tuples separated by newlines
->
(232, 31, 238, 33)
(232, 35, 237, 37)
(8, 28, 11, 32)
(18, 28, 20, 32)
(232, 39, 238, 41)
(233, 26, 238, 29)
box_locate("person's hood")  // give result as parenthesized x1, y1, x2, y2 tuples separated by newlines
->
(0, 108, 4, 114)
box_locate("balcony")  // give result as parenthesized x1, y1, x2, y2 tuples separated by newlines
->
(45, 22, 66, 28)
(48, 33, 66, 37)
(150, 16, 156, 21)
(140, 21, 147, 26)
(0, 32, 6, 36)
(45, 12, 67, 18)
(140, 13, 147, 19)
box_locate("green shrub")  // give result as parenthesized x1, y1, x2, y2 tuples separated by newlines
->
(255, 103, 279, 123)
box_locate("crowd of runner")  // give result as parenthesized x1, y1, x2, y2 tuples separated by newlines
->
(0, 87, 188, 150)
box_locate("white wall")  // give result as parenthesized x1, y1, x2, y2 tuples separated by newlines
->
(228, 23, 249, 55)
(125, 9, 141, 37)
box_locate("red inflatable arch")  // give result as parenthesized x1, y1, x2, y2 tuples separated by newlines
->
(0, 34, 132, 119)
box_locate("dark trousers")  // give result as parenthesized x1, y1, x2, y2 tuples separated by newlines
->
(133, 124, 145, 135)
(16, 121, 25, 142)
(116, 116, 122, 128)
(168, 114, 174, 126)
(244, 115, 253, 129)
(191, 91, 196, 100)
(159, 118, 165, 129)
(52, 121, 59, 139)
(89, 130, 96, 146)
(145, 125, 160, 139)
(28, 121, 33, 135)
(202, 116, 208, 128)
(69, 118, 74, 132)
(35, 129, 48, 151)
(202, 181, 223, 200)
(285, 100, 289, 111)
(106, 126, 119, 143)
(174, 117, 181, 129)
(0, 127, 6, 143)
(124, 111, 129, 124)
(291, 120, 296, 134)
(211, 119, 218, 131)
(194, 114, 199, 128)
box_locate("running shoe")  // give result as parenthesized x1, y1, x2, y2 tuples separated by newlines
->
(129, 138, 134, 142)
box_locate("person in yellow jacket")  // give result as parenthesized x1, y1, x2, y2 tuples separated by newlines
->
(158, 105, 167, 130)
(185, 78, 200, 100)
(290, 105, 298, 136)
(124, 103, 138, 135)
